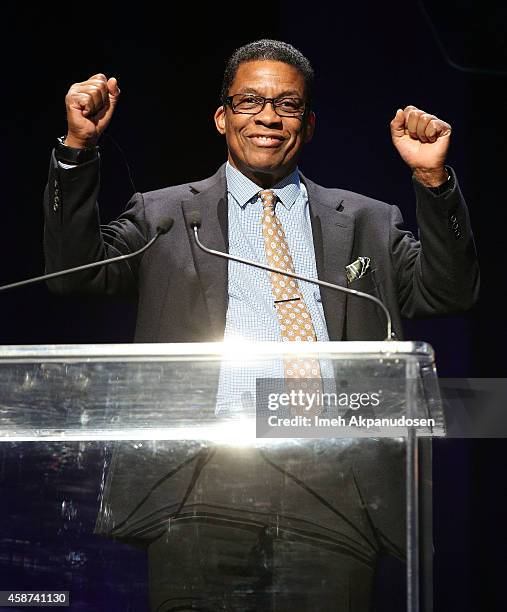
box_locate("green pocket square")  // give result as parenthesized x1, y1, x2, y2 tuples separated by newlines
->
(346, 257, 371, 283)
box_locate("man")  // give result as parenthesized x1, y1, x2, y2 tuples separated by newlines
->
(44, 40, 478, 611)
(44, 40, 479, 344)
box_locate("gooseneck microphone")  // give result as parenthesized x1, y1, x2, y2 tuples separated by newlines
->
(188, 212, 393, 341)
(0, 218, 174, 293)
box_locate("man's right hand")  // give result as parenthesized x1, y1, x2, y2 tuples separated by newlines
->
(64, 73, 120, 149)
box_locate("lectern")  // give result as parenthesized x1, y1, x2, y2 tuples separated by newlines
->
(0, 341, 444, 611)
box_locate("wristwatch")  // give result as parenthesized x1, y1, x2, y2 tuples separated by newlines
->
(427, 166, 454, 196)
(55, 136, 99, 165)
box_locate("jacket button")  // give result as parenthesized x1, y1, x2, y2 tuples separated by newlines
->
(450, 214, 457, 223)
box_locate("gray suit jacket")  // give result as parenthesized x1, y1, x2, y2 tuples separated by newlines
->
(43, 155, 479, 341)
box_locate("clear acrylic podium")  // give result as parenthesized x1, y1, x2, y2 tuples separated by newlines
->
(0, 341, 444, 612)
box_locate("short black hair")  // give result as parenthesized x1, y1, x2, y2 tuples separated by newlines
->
(221, 39, 314, 105)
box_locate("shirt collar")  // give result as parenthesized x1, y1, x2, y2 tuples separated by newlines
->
(226, 161, 301, 210)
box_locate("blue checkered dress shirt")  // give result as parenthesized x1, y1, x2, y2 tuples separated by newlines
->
(216, 163, 331, 414)
(224, 162, 329, 343)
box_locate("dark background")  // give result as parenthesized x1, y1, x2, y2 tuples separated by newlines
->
(0, 1, 506, 610)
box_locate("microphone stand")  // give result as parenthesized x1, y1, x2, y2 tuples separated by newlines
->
(0, 223, 172, 293)
(192, 224, 393, 341)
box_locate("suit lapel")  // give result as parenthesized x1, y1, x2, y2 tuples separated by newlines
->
(181, 166, 228, 339)
(180, 167, 354, 341)
(302, 176, 355, 341)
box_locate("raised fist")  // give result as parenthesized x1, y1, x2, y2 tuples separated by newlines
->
(390, 105, 451, 187)
(64, 73, 120, 149)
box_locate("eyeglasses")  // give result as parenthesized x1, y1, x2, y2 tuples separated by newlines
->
(224, 94, 307, 118)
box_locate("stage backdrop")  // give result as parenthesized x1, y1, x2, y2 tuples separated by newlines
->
(0, 2, 506, 610)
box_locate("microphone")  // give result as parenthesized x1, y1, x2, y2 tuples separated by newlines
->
(188, 213, 393, 341)
(0, 217, 174, 293)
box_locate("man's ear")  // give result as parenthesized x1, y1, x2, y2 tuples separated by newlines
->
(303, 110, 316, 143)
(214, 105, 226, 135)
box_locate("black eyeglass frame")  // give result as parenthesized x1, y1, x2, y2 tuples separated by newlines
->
(223, 94, 309, 119)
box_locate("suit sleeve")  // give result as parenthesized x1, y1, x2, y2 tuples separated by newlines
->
(390, 167, 479, 317)
(43, 150, 148, 297)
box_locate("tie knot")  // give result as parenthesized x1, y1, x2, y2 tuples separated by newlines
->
(259, 189, 276, 210)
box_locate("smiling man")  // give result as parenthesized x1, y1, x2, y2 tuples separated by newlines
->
(44, 39, 478, 345)
(214, 60, 314, 186)
(43, 39, 479, 611)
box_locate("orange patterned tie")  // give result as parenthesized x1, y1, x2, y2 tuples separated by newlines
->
(259, 189, 321, 386)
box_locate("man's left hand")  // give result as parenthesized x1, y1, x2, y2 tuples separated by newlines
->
(390, 105, 452, 187)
